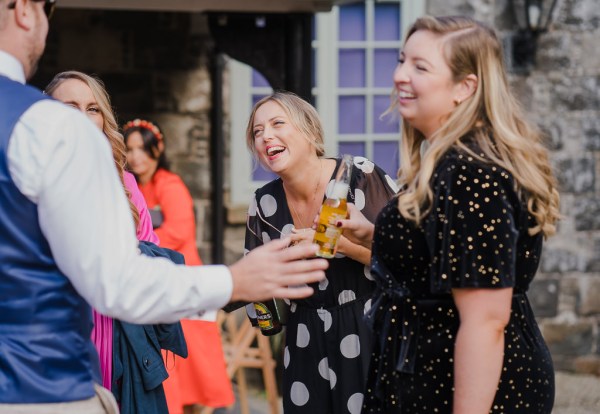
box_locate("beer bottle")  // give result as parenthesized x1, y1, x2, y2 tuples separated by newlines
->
(313, 154, 353, 258)
(253, 300, 283, 336)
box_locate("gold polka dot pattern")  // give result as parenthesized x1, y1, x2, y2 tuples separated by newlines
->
(363, 148, 554, 413)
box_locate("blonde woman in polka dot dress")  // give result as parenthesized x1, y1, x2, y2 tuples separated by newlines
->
(337, 16, 560, 414)
(243, 91, 398, 414)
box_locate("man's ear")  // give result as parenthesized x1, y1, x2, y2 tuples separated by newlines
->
(13, 0, 36, 31)
(454, 74, 478, 105)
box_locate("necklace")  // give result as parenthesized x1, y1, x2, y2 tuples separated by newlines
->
(285, 159, 323, 229)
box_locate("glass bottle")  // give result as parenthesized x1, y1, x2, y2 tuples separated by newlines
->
(253, 300, 283, 336)
(313, 154, 353, 258)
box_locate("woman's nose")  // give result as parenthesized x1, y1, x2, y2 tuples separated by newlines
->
(262, 126, 274, 141)
(393, 63, 409, 84)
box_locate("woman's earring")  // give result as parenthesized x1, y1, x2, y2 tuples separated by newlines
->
(453, 98, 462, 106)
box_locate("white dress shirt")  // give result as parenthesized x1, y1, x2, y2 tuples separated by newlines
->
(1, 50, 232, 324)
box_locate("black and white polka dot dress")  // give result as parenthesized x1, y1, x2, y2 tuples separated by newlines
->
(362, 147, 555, 413)
(245, 157, 398, 414)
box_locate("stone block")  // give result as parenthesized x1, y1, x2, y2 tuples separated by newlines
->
(169, 160, 209, 199)
(554, 156, 595, 194)
(580, 30, 600, 70)
(556, 275, 579, 315)
(169, 69, 211, 113)
(559, 0, 600, 31)
(582, 115, 600, 151)
(538, 120, 563, 151)
(540, 247, 583, 273)
(154, 114, 209, 163)
(536, 33, 574, 71)
(492, 0, 513, 31)
(227, 204, 250, 225)
(573, 355, 600, 376)
(578, 277, 600, 315)
(552, 75, 600, 112)
(543, 321, 594, 356)
(573, 197, 600, 231)
(590, 239, 600, 272)
(427, 0, 475, 19)
(529, 278, 560, 317)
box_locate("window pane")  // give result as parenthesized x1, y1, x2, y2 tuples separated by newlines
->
(252, 70, 270, 88)
(338, 142, 365, 158)
(373, 141, 400, 178)
(338, 49, 365, 88)
(373, 95, 399, 134)
(374, 3, 401, 41)
(252, 163, 277, 181)
(338, 96, 365, 134)
(252, 94, 268, 106)
(374, 49, 398, 88)
(339, 3, 365, 41)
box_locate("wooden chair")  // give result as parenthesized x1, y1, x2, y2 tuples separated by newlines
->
(218, 310, 280, 414)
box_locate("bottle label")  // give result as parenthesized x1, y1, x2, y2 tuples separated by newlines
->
(254, 302, 274, 330)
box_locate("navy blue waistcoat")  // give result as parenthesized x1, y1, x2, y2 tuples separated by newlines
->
(0, 75, 97, 403)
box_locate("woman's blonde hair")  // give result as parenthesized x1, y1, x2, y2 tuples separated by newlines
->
(45, 71, 140, 229)
(396, 15, 560, 237)
(245, 91, 325, 160)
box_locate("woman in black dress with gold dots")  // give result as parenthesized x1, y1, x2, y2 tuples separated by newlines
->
(337, 15, 560, 414)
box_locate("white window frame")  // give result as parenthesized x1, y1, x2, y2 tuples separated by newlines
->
(228, 0, 425, 206)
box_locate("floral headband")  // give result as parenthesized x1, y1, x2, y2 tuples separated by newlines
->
(123, 119, 163, 141)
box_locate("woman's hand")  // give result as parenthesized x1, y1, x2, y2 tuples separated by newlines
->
(335, 234, 372, 265)
(290, 227, 316, 246)
(335, 203, 375, 249)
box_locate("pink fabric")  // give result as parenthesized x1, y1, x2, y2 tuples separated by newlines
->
(124, 171, 160, 245)
(91, 172, 159, 390)
(91, 311, 113, 390)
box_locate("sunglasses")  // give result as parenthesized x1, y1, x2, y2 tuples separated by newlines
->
(7, 0, 56, 20)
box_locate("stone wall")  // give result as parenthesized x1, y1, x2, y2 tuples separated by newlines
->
(428, 0, 600, 375)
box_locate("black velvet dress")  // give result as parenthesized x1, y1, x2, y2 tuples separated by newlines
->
(245, 157, 398, 414)
(362, 148, 555, 413)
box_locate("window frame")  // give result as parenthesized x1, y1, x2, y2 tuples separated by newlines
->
(228, 0, 425, 206)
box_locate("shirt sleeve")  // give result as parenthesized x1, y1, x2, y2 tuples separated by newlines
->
(124, 171, 160, 244)
(7, 100, 232, 323)
(424, 156, 519, 293)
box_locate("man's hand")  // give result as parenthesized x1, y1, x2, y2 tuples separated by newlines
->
(229, 238, 328, 302)
(335, 203, 375, 249)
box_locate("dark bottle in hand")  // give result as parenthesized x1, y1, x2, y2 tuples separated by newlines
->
(253, 300, 282, 336)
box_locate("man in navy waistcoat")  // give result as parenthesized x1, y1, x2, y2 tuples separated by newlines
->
(0, 1, 327, 411)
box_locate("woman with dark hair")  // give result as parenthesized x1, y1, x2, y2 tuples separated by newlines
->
(124, 120, 234, 414)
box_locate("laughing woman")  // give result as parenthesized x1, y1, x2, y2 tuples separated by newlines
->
(244, 91, 397, 414)
(338, 16, 560, 414)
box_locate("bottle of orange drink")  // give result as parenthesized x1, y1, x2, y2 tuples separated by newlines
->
(313, 155, 352, 258)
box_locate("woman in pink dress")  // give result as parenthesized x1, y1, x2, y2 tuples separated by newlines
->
(45, 71, 159, 391)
